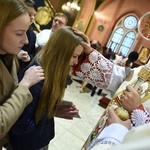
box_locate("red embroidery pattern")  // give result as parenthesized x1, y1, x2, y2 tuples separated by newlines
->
(131, 106, 150, 127)
(74, 51, 114, 89)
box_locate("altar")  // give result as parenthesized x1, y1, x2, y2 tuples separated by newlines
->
(81, 62, 150, 149)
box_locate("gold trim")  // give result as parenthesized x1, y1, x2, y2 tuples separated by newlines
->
(35, 6, 53, 26)
(138, 46, 150, 64)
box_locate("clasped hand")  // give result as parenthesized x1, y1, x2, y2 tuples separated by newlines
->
(55, 101, 79, 120)
(106, 108, 131, 129)
(106, 85, 141, 129)
(17, 50, 30, 62)
(119, 85, 141, 113)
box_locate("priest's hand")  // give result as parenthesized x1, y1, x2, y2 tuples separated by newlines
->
(119, 85, 141, 113)
(106, 108, 131, 129)
(72, 28, 93, 55)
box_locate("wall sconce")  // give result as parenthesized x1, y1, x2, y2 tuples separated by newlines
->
(97, 19, 106, 32)
(98, 24, 104, 31)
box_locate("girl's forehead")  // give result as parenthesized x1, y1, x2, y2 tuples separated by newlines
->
(7, 13, 30, 30)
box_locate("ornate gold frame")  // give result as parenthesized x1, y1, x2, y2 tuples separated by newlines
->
(138, 46, 150, 64)
(35, 0, 55, 26)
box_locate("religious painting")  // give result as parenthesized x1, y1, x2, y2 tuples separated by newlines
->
(34, 0, 55, 31)
(138, 46, 150, 64)
(35, 6, 53, 26)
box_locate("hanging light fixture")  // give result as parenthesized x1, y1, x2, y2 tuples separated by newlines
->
(66, 0, 81, 11)
(61, 0, 82, 26)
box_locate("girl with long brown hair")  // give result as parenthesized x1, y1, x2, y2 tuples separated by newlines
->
(9, 26, 85, 150)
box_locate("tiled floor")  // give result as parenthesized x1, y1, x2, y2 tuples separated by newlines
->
(48, 80, 112, 150)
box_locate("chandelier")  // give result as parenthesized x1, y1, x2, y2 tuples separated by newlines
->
(66, 0, 81, 11)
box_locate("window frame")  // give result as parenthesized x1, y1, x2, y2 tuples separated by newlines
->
(107, 14, 139, 57)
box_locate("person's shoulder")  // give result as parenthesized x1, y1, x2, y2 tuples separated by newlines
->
(23, 61, 40, 72)
(29, 61, 40, 67)
(39, 29, 52, 34)
(36, 29, 52, 40)
(27, 29, 36, 38)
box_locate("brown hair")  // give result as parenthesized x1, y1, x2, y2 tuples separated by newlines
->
(0, 0, 29, 41)
(34, 26, 83, 122)
(0, 0, 29, 70)
(24, 0, 37, 11)
(54, 12, 68, 25)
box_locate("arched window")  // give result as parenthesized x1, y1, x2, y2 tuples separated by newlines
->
(109, 27, 124, 52)
(107, 15, 138, 57)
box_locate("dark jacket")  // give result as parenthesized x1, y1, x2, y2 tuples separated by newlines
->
(19, 29, 37, 71)
(9, 62, 54, 150)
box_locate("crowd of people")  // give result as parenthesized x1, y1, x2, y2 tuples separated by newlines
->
(0, 0, 150, 150)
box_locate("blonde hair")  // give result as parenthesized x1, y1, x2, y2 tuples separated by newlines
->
(35, 26, 83, 122)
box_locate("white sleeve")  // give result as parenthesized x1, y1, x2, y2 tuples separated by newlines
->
(89, 123, 129, 150)
(74, 51, 131, 93)
(107, 66, 131, 92)
(36, 29, 51, 48)
(35, 32, 40, 48)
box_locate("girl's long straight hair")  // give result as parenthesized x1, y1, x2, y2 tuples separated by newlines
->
(35, 26, 83, 122)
